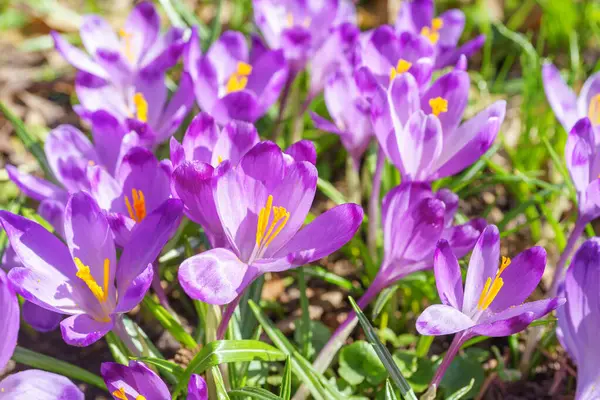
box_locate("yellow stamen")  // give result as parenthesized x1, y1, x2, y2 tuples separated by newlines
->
(420, 18, 443, 44)
(255, 195, 290, 250)
(432, 17, 444, 31)
(476, 255, 512, 310)
(88, 160, 95, 166)
(218, 155, 224, 164)
(225, 62, 253, 94)
(389, 59, 413, 82)
(125, 188, 147, 223)
(302, 16, 311, 27)
(75, 257, 110, 304)
(136, 396, 147, 400)
(429, 97, 448, 116)
(286, 12, 294, 27)
(118, 28, 135, 63)
(236, 61, 253, 76)
(113, 388, 127, 400)
(133, 93, 148, 123)
(588, 94, 600, 125)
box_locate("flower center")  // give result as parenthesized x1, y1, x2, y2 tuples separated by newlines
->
(588, 94, 600, 125)
(429, 97, 448, 116)
(389, 59, 412, 82)
(420, 17, 444, 44)
(477, 256, 511, 310)
(255, 195, 290, 253)
(74, 257, 112, 322)
(113, 388, 146, 400)
(125, 188, 147, 223)
(285, 12, 311, 28)
(133, 93, 148, 123)
(226, 62, 253, 94)
(118, 28, 136, 63)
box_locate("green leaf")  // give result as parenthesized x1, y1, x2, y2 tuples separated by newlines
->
(134, 357, 184, 380)
(12, 346, 106, 391)
(293, 320, 331, 360)
(338, 341, 387, 386)
(317, 177, 347, 205)
(348, 297, 417, 400)
(440, 349, 485, 399)
(445, 378, 475, 400)
(142, 296, 197, 348)
(105, 331, 130, 365)
(392, 351, 435, 393)
(0, 102, 52, 178)
(211, 366, 231, 400)
(385, 379, 400, 400)
(229, 387, 284, 399)
(280, 356, 292, 400)
(172, 340, 285, 396)
(372, 285, 399, 319)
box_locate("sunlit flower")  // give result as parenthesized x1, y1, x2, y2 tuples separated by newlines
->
(0, 370, 84, 399)
(0, 268, 18, 372)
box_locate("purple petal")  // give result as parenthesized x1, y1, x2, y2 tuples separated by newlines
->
(437, 9, 465, 48)
(206, 30, 249, 84)
(188, 55, 220, 114)
(487, 246, 546, 313)
(134, 70, 168, 130)
(247, 49, 289, 117)
(420, 69, 469, 135)
(60, 313, 113, 347)
(178, 248, 252, 305)
(80, 15, 120, 56)
(211, 121, 260, 167)
(188, 375, 209, 400)
(124, 1, 160, 65)
(578, 71, 600, 124)
(473, 297, 564, 337)
(285, 140, 317, 165)
(181, 112, 220, 164)
(542, 63, 579, 132)
(402, 197, 446, 262)
(416, 304, 474, 335)
(434, 239, 464, 309)
(0, 211, 82, 314)
(273, 203, 363, 269)
(87, 110, 128, 176)
(210, 91, 260, 124)
(0, 370, 84, 399)
(95, 49, 134, 88)
(22, 301, 62, 333)
(462, 225, 500, 315)
(154, 72, 194, 143)
(432, 100, 506, 179)
(45, 125, 99, 193)
(170, 137, 186, 167)
(399, 111, 443, 181)
(51, 31, 108, 78)
(281, 27, 313, 69)
(435, 35, 485, 70)
(101, 360, 170, 400)
(141, 27, 185, 73)
(86, 165, 121, 212)
(74, 72, 129, 120)
(114, 263, 153, 314)
(442, 220, 484, 259)
(116, 199, 182, 295)
(395, 0, 433, 33)
(389, 72, 421, 131)
(6, 165, 66, 203)
(435, 188, 459, 226)
(565, 117, 595, 194)
(0, 269, 19, 371)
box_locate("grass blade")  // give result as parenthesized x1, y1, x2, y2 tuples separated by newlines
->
(280, 356, 292, 400)
(348, 297, 417, 400)
(229, 387, 284, 399)
(142, 296, 197, 349)
(385, 379, 399, 400)
(134, 357, 184, 380)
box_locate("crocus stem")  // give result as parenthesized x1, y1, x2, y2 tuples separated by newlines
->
(113, 316, 141, 357)
(431, 332, 466, 387)
(293, 282, 382, 400)
(217, 293, 243, 340)
(272, 71, 297, 141)
(346, 156, 361, 204)
(549, 217, 586, 296)
(368, 146, 385, 260)
(151, 261, 172, 311)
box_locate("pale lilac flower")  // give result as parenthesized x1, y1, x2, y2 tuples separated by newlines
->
(0, 370, 84, 400)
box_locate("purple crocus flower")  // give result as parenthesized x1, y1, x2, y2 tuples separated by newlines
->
(0, 370, 84, 400)
(416, 225, 564, 388)
(177, 141, 363, 306)
(311, 182, 484, 374)
(2, 245, 62, 332)
(0, 192, 182, 346)
(395, 0, 485, 70)
(51, 2, 185, 91)
(253, 0, 340, 71)
(172, 116, 316, 248)
(102, 360, 207, 400)
(371, 69, 506, 183)
(311, 68, 373, 169)
(557, 238, 600, 400)
(87, 146, 173, 246)
(542, 62, 600, 133)
(0, 268, 19, 372)
(184, 29, 288, 125)
(75, 70, 194, 146)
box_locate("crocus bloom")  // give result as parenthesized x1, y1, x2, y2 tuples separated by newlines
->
(395, 0, 485, 70)
(177, 141, 363, 305)
(0, 370, 84, 400)
(0, 192, 182, 346)
(253, 0, 340, 71)
(311, 68, 373, 168)
(371, 69, 506, 182)
(75, 70, 194, 146)
(0, 268, 19, 372)
(542, 62, 600, 133)
(172, 117, 316, 248)
(557, 238, 600, 400)
(87, 146, 173, 246)
(102, 360, 207, 400)
(51, 2, 185, 91)
(360, 25, 435, 89)
(416, 225, 564, 387)
(2, 245, 62, 333)
(311, 182, 484, 375)
(185, 29, 288, 125)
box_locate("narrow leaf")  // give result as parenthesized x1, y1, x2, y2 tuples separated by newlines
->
(385, 379, 399, 400)
(133, 357, 184, 380)
(280, 356, 292, 400)
(229, 387, 284, 399)
(446, 378, 475, 400)
(142, 296, 197, 348)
